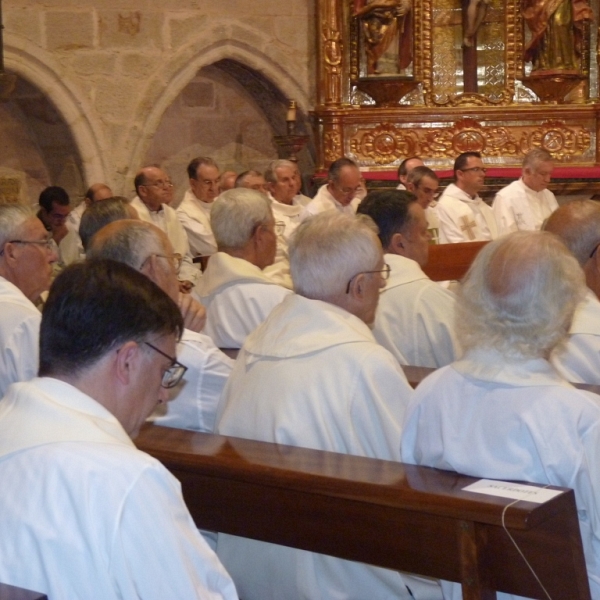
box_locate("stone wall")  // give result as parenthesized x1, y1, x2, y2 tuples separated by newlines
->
(2, 0, 316, 203)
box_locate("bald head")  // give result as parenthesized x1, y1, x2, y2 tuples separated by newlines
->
(458, 231, 585, 359)
(85, 183, 113, 206)
(88, 220, 179, 302)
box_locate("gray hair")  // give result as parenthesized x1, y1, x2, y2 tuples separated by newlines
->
(457, 231, 585, 359)
(211, 188, 273, 250)
(289, 212, 381, 300)
(523, 148, 553, 170)
(264, 160, 296, 185)
(544, 199, 600, 267)
(79, 197, 131, 251)
(235, 170, 264, 188)
(0, 204, 34, 248)
(87, 220, 165, 270)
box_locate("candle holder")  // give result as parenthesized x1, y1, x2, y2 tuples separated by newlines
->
(274, 100, 309, 162)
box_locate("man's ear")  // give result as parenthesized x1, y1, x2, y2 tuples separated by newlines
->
(114, 340, 141, 386)
(139, 254, 156, 279)
(349, 272, 367, 300)
(389, 232, 405, 254)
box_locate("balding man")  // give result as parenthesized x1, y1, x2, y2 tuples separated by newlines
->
(235, 170, 267, 194)
(177, 156, 220, 258)
(131, 166, 199, 291)
(219, 170, 237, 192)
(264, 159, 305, 288)
(358, 190, 458, 367)
(402, 231, 600, 599)
(493, 148, 558, 234)
(67, 183, 113, 233)
(88, 220, 233, 433)
(397, 156, 424, 190)
(437, 151, 498, 243)
(0, 204, 57, 396)
(216, 211, 440, 600)
(79, 196, 138, 252)
(545, 200, 600, 384)
(0, 259, 237, 599)
(301, 157, 363, 219)
(194, 188, 291, 348)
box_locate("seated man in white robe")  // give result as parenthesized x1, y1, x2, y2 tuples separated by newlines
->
(235, 169, 268, 194)
(88, 220, 233, 434)
(66, 183, 113, 233)
(397, 156, 424, 190)
(263, 159, 305, 288)
(545, 200, 600, 384)
(177, 156, 220, 258)
(406, 165, 441, 244)
(492, 148, 558, 234)
(301, 157, 363, 220)
(358, 190, 458, 367)
(0, 259, 238, 600)
(401, 231, 600, 599)
(216, 211, 442, 600)
(131, 165, 200, 292)
(437, 151, 498, 243)
(195, 188, 291, 348)
(0, 204, 58, 397)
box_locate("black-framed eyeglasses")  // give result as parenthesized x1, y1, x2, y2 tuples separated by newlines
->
(144, 342, 188, 389)
(460, 167, 487, 174)
(345, 263, 391, 294)
(141, 253, 182, 275)
(0, 236, 58, 256)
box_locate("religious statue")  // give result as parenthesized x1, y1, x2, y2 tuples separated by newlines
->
(523, 0, 593, 73)
(463, 0, 491, 47)
(353, 0, 413, 76)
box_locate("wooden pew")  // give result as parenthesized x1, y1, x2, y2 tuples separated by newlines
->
(135, 424, 591, 600)
(423, 241, 488, 282)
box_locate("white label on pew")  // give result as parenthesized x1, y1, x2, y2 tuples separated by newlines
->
(462, 479, 563, 504)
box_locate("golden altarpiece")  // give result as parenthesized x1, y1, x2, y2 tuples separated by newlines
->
(313, 0, 600, 177)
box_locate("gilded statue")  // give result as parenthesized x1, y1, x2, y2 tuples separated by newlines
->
(463, 0, 491, 47)
(353, 0, 413, 76)
(523, 0, 593, 72)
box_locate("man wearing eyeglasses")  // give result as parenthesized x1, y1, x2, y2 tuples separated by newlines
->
(492, 148, 558, 234)
(176, 156, 220, 258)
(216, 211, 441, 600)
(0, 259, 238, 599)
(436, 151, 498, 243)
(300, 157, 363, 220)
(0, 204, 58, 397)
(131, 165, 200, 293)
(88, 219, 234, 436)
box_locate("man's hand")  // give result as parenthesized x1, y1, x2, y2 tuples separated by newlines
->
(178, 293, 207, 332)
(179, 280, 193, 294)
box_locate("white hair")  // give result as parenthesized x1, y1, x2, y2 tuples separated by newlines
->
(86, 220, 165, 269)
(0, 204, 34, 248)
(457, 231, 586, 359)
(264, 160, 296, 184)
(211, 188, 273, 249)
(289, 212, 381, 300)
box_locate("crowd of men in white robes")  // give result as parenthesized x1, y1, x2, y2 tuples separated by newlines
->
(1, 147, 600, 599)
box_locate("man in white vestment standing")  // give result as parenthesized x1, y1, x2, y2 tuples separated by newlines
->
(359, 190, 458, 367)
(195, 188, 291, 348)
(215, 211, 442, 600)
(397, 155, 425, 190)
(301, 157, 363, 220)
(0, 204, 57, 396)
(406, 165, 441, 244)
(437, 151, 498, 243)
(545, 200, 600, 384)
(492, 148, 558, 234)
(177, 156, 220, 258)
(264, 159, 305, 288)
(88, 220, 233, 434)
(131, 165, 200, 291)
(0, 259, 238, 600)
(402, 231, 600, 599)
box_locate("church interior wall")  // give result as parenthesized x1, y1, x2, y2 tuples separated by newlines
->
(1, 0, 316, 205)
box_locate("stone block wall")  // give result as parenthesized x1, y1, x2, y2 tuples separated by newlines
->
(2, 0, 315, 203)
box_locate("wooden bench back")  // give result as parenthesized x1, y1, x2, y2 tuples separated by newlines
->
(135, 424, 591, 600)
(423, 241, 488, 281)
